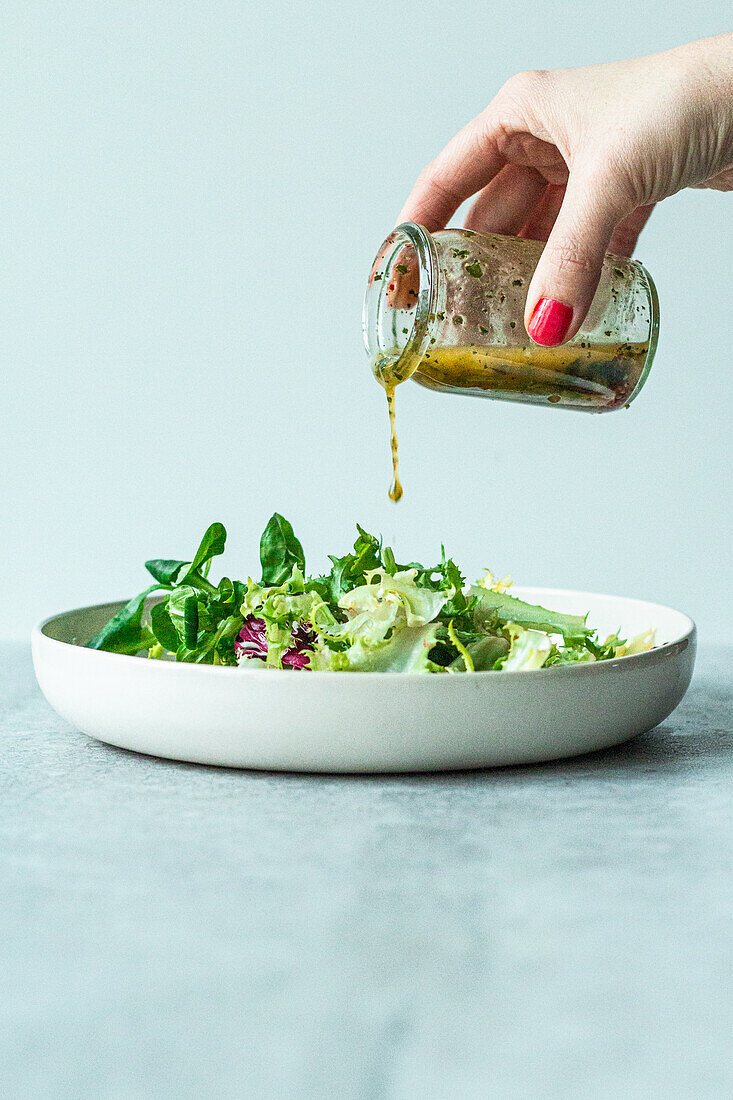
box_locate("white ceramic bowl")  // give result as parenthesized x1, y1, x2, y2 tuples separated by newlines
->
(32, 588, 696, 772)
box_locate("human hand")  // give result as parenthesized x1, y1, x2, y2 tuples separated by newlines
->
(398, 35, 733, 345)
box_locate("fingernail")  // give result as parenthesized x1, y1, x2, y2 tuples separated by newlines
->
(527, 298, 573, 346)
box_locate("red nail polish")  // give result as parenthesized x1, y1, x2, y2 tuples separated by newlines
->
(528, 298, 573, 346)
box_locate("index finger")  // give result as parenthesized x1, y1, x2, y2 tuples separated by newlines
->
(396, 111, 506, 230)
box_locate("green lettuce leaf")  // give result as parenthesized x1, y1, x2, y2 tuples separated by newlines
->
(146, 522, 227, 586)
(260, 513, 306, 586)
(470, 587, 590, 641)
(319, 524, 383, 604)
(87, 585, 159, 654)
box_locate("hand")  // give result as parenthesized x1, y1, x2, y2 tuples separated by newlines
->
(398, 35, 733, 345)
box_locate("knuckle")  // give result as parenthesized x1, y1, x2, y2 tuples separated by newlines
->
(500, 68, 549, 102)
(491, 70, 552, 155)
(486, 113, 515, 158)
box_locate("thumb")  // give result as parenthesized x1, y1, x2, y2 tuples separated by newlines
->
(524, 173, 626, 346)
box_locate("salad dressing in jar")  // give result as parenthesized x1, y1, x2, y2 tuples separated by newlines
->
(364, 223, 659, 500)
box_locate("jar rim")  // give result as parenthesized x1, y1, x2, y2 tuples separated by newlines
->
(362, 221, 438, 385)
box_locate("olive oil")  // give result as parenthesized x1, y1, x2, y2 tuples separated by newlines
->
(374, 341, 649, 500)
(373, 357, 407, 504)
(385, 386, 402, 502)
(412, 342, 649, 409)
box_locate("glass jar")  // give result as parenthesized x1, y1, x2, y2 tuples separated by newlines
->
(363, 222, 659, 412)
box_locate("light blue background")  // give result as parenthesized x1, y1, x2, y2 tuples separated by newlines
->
(2, 0, 731, 640)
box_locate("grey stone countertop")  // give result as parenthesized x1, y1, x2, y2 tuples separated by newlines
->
(1, 642, 731, 1100)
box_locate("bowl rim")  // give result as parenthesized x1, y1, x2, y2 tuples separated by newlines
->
(32, 588, 697, 684)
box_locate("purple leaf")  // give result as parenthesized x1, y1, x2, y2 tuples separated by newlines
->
(236, 616, 317, 670)
(235, 616, 268, 661)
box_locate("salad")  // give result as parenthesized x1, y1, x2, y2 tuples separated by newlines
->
(88, 515, 654, 672)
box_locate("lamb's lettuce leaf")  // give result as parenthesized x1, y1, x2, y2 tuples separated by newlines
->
(260, 513, 306, 586)
(87, 585, 159, 654)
